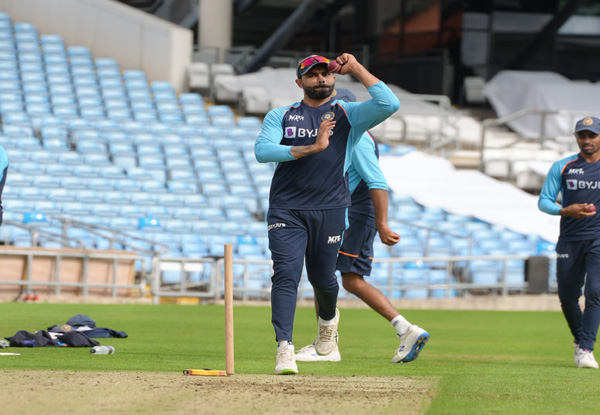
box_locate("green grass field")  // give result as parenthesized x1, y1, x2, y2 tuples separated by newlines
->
(1, 302, 599, 414)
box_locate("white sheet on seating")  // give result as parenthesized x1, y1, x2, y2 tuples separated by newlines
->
(482, 70, 600, 138)
(380, 151, 560, 243)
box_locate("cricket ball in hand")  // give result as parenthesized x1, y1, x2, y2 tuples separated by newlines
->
(328, 60, 341, 73)
(588, 205, 597, 213)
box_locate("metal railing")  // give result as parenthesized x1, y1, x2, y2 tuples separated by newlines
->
(149, 253, 556, 303)
(4, 217, 169, 255)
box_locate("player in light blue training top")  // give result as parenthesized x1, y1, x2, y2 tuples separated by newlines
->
(539, 116, 600, 369)
(0, 145, 8, 225)
(255, 53, 400, 375)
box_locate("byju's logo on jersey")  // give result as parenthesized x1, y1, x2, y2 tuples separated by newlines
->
(327, 235, 341, 244)
(566, 179, 600, 190)
(567, 168, 584, 175)
(284, 127, 320, 139)
(284, 127, 297, 138)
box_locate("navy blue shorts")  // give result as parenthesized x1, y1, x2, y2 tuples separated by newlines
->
(336, 217, 376, 277)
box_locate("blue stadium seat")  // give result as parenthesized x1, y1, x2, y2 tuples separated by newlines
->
(144, 205, 171, 219)
(87, 177, 116, 191)
(107, 217, 138, 232)
(162, 219, 193, 233)
(130, 192, 157, 206)
(104, 190, 131, 205)
(8, 171, 33, 186)
(141, 181, 168, 193)
(167, 181, 196, 194)
(116, 179, 143, 192)
(225, 208, 253, 223)
(183, 194, 210, 208)
(20, 187, 46, 201)
(47, 188, 76, 202)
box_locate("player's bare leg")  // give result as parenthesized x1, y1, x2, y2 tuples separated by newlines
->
(342, 272, 429, 363)
(342, 273, 398, 321)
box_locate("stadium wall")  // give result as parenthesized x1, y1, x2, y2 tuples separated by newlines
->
(0, 0, 193, 92)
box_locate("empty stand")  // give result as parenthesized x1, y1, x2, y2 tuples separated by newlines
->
(0, 12, 558, 300)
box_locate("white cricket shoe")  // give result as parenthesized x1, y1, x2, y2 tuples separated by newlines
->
(577, 349, 599, 369)
(275, 343, 298, 375)
(314, 308, 340, 356)
(574, 343, 581, 365)
(392, 325, 430, 363)
(295, 344, 342, 362)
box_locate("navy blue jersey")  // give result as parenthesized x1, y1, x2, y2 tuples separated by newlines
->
(539, 154, 600, 241)
(271, 100, 352, 209)
(255, 81, 400, 210)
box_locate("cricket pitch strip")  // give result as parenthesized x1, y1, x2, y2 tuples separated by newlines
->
(0, 370, 435, 414)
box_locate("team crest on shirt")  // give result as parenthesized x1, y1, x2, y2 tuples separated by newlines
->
(321, 111, 335, 121)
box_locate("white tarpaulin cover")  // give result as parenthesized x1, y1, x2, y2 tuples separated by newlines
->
(380, 151, 560, 242)
(482, 70, 600, 138)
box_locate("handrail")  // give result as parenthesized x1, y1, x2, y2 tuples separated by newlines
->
(3, 220, 87, 249)
(53, 216, 170, 256)
(3, 216, 169, 257)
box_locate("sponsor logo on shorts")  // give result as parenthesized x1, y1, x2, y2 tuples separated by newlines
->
(268, 223, 286, 231)
(327, 235, 341, 244)
(557, 253, 569, 259)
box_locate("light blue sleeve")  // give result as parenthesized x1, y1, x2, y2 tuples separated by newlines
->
(349, 134, 387, 193)
(254, 107, 296, 163)
(343, 82, 400, 133)
(339, 82, 400, 174)
(538, 156, 576, 215)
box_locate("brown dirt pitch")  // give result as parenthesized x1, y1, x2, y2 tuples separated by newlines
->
(0, 370, 435, 415)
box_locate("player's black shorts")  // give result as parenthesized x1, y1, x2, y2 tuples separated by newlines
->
(336, 217, 376, 276)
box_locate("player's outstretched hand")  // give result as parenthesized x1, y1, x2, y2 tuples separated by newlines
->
(378, 224, 400, 246)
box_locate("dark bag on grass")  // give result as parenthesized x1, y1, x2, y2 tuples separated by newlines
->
(6, 330, 57, 347)
(59, 331, 100, 347)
